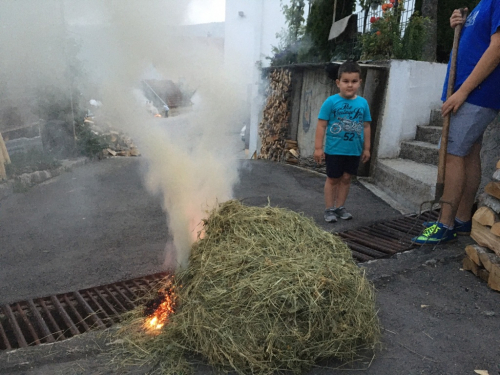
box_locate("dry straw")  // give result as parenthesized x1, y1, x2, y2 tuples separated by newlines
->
(113, 200, 380, 374)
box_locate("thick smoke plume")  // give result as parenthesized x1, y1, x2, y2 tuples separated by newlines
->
(0, 0, 244, 269)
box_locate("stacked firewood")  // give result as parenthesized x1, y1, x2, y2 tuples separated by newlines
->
(259, 69, 297, 163)
(284, 140, 300, 165)
(463, 159, 500, 292)
(83, 118, 140, 157)
(103, 131, 140, 157)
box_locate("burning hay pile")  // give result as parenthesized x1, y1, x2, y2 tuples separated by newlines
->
(115, 200, 380, 374)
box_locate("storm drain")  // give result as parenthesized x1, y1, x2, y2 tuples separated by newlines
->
(338, 211, 439, 262)
(0, 272, 168, 351)
(0, 213, 438, 351)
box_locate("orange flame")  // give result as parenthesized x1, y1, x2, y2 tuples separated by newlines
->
(143, 288, 176, 333)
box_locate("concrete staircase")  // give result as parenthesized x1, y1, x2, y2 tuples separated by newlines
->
(372, 109, 443, 213)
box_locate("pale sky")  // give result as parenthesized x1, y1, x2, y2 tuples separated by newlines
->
(187, 0, 225, 24)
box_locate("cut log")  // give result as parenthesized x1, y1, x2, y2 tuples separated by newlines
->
(491, 222, 500, 237)
(106, 148, 117, 156)
(479, 193, 500, 215)
(496, 160, 500, 170)
(493, 169, 500, 182)
(478, 252, 500, 273)
(471, 219, 500, 257)
(472, 206, 498, 227)
(465, 244, 490, 266)
(463, 256, 479, 276)
(478, 268, 490, 283)
(485, 181, 500, 201)
(488, 264, 500, 291)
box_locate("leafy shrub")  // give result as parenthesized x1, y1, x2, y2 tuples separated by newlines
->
(76, 123, 109, 159)
(361, 1, 429, 61)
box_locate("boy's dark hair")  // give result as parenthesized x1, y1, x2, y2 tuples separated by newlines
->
(337, 60, 361, 79)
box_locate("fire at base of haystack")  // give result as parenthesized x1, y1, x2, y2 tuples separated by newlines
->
(143, 283, 177, 333)
(114, 200, 380, 375)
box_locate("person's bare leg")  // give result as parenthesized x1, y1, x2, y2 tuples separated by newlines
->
(325, 177, 340, 208)
(335, 173, 352, 208)
(440, 154, 466, 227)
(456, 143, 482, 222)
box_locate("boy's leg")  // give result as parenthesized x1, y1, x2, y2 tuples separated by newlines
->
(324, 154, 344, 208)
(324, 177, 340, 208)
(334, 172, 352, 208)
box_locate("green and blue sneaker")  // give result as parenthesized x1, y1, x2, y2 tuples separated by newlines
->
(412, 222, 457, 245)
(422, 218, 471, 235)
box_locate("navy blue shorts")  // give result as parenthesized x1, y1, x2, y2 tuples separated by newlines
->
(325, 154, 360, 178)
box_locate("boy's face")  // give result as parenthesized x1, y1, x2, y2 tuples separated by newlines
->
(336, 72, 361, 99)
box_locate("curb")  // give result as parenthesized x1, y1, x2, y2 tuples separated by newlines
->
(0, 157, 88, 201)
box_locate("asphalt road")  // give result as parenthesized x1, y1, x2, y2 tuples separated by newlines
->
(0, 158, 499, 375)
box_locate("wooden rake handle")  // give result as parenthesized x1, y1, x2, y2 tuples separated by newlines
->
(436, 8, 468, 201)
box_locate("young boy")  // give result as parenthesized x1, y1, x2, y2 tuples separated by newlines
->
(313, 60, 371, 223)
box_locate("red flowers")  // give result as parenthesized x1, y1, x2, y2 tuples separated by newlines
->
(370, 16, 381, 23)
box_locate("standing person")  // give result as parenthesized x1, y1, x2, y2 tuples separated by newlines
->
(163, 103, 170, 118)
(314, 60, 372, 223)
(413, 1, 500, 245)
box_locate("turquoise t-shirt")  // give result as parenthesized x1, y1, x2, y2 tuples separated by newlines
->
(318, 94, 372, 156)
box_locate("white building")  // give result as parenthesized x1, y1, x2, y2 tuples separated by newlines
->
(224, 0, 289, 156)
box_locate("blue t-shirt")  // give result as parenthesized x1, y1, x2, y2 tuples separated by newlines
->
(442, 0, 500, 110)
(318, 94, 372, 156)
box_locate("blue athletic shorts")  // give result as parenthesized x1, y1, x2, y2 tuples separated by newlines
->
(325, 154, 360, 178)
(445, 102, 499, 157)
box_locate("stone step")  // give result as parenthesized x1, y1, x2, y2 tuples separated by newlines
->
(399, 140, 438, 166)
(429, 108, 443, 127)
(372, 158, 437, 213)
(415, 125, 442, 144)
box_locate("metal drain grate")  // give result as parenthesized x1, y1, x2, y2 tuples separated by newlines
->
(0, 272, 168, 351)
(338, 211, 439, 262)
(0, 213, 439, 351)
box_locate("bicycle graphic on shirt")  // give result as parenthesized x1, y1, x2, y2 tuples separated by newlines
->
(329, 118, 363, 141)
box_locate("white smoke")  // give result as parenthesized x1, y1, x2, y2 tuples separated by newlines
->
(96, 1, 244, 269)
(0, 0, 244, 269)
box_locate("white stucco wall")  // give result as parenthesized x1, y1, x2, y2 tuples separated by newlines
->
(224, 0, 288, 156)
(376, 60, 447, 159)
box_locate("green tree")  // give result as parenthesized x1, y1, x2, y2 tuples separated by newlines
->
(269, 0, 307, 66)
(281, 0, 307, 44)
(305, 0, 356, 61)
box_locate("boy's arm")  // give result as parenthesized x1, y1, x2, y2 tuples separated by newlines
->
(442, 30, 500, 116)
(361, 122, 371, 163)
(314, 119, 328, 164)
